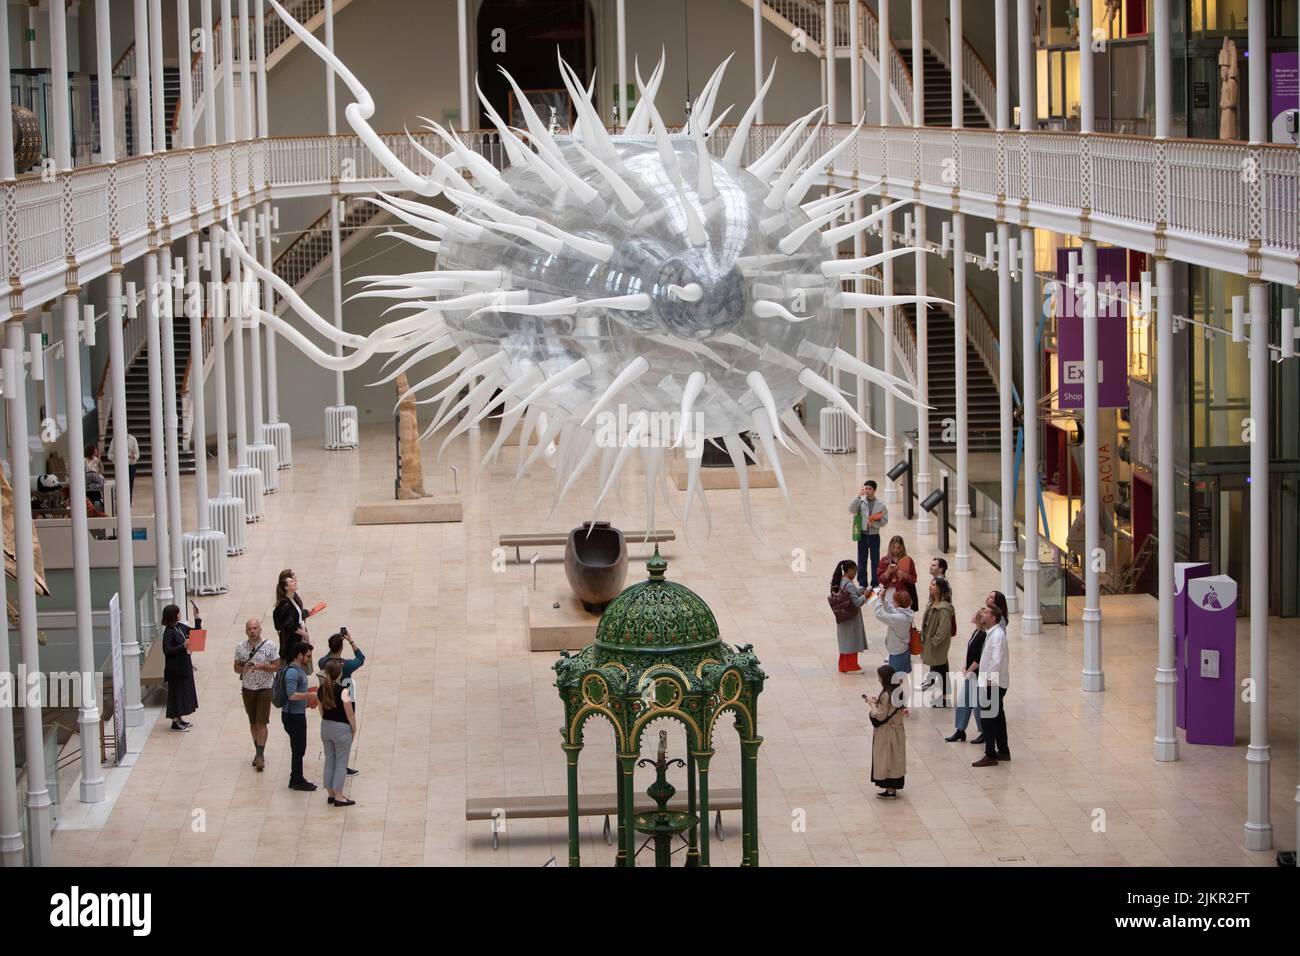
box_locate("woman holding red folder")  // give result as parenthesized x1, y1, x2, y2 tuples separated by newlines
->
(161, 603, 200, 732)
(273, 569, 326, 662)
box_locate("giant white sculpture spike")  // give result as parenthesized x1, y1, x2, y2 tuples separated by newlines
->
(723, 60, 776, 168)
(580, 356, 651, 426)
(786, 116, 867, 207)
(624, 51, 665, 135)
(267, 0, 437, 196)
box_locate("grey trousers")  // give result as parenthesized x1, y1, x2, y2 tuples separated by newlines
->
(320, 720, 354, 792)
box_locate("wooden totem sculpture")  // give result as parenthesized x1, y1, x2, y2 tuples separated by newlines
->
(395, 373, 427, 499)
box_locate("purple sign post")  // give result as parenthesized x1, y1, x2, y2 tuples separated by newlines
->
(1184, 575, 1237, 746)
(1174, 561, 1211, 729)
(1055, 248, 1129, 410)
(1271, 51, 1299, 145)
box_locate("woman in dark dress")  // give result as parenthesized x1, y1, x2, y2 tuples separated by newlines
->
(161, 603, 199, 731)
(273, 568, 317, 661)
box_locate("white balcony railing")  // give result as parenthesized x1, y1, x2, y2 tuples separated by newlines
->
(3, 124, 1299, 323)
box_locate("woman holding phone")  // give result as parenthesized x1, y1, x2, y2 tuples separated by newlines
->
(318, 659, 357, 807)
(877, 535, 918, 610)
(273, 569, 325, 662)
(161, 603, 200, 732)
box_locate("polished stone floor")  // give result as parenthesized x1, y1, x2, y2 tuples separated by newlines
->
(51, 421, 1297, 866)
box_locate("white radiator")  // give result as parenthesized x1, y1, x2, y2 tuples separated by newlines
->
(230, 466, 265, 521)
(262, 421, 293, 469)
(819, 406, 857, 454)
(102, 478, 116, 518)
(247, 442, 279, 493)
(182, 528, 229, 594)
(324, 405, 359, 450)
(209, 495, 247, 554)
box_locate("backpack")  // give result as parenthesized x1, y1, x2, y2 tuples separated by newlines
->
(828, 587, 858, 624)
(272, 662, 295, 709)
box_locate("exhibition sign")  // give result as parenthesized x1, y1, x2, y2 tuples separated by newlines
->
(1054, 247, 1130, 410)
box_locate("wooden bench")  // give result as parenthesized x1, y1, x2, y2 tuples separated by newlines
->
(498, 529, 675, 564)
(466, 787, 742, 850)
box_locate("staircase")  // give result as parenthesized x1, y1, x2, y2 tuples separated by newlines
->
(106, 319, 197, 475)
(108, 0, 351, 150)
(161, 67, 181, 149)
(899, 302, 1002, 453)
(896, 46, 989, 128)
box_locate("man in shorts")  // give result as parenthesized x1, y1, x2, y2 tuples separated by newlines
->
(233, 618, 280, 771)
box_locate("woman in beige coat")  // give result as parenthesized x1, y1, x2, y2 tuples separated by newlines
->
(920, 577, 956, 707)
(865, 664, 907, 798)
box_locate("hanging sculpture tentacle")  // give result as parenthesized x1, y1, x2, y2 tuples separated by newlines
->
(257, 0, 943, 533)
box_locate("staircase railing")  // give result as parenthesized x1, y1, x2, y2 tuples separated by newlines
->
(94, 284, 151, 448)
(752, 1, 913, 125)
(922, 16, 996, 126)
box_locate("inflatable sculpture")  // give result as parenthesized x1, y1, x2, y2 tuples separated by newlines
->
(231, 1, 942, 531)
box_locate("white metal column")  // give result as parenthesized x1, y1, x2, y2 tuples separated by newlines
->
(239, 0, 254, 139)
(254, 0, 289, 466)
(457, 0, 470, 131)
(241, 0, 277, 488)
(616, 0, 627, 127)
(160, 255, 188, 603)
(221, 0, 237, 141)
(993, 0, 1017, 611)
(824, 0, 836, 124)
(1153, 257, 1177, 760)
(143, 253, 174, 608)
(228, 225, 265, 517)
(1081, 239, 1104, 691)
(5, 323, 52, 865)
(1243, 279, 1271, 850)
(61, 295, 106, 803)
(879, 0, 896, 496)
(132, 0, 152, 154)
(207, 229, 247, 550)
(181, 233, 228, 592)
(911, 1, 931, 533)
(848, 1, 859, 122)
(110, 280, 145, 726)
(0, 0, 23, 869)
(1017, 0, 1041, 633)
(149, 0, 164, 146)
(753, 0, 764, 124)
(324, 0, 356, 449)
(49, 2, 72, 170)
(1151, 0, 1178, 761)
(201, 0, 217, 146)
(950, 0, 970, 570)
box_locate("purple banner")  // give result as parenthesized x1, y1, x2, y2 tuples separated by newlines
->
(1054, 248, 1129, 410)
(1272, 52, 1299, 144)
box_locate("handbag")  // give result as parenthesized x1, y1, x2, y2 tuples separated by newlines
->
(908, 624, 923, 656)
(851, 510, 862, 542)
(829, 587, 858, 624)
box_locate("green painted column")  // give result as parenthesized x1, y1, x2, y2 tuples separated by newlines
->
(614, 752, 627, 867)
(619, 752, 638, 867)
(563, 742, 582, 867)
(741, 736, 763, 867)
(693, 749, 713, 867)
(685, 750, 699, 867)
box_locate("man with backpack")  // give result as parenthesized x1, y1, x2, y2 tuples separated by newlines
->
(274, 641, 317, 791)
(233, 619, 280, 771)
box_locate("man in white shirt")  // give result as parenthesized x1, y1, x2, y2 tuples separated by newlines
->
(109, 431, 140, 498)
(971, 607, 1010, 766)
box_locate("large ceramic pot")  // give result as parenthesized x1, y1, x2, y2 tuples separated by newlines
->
(564, 521, 628, 613)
